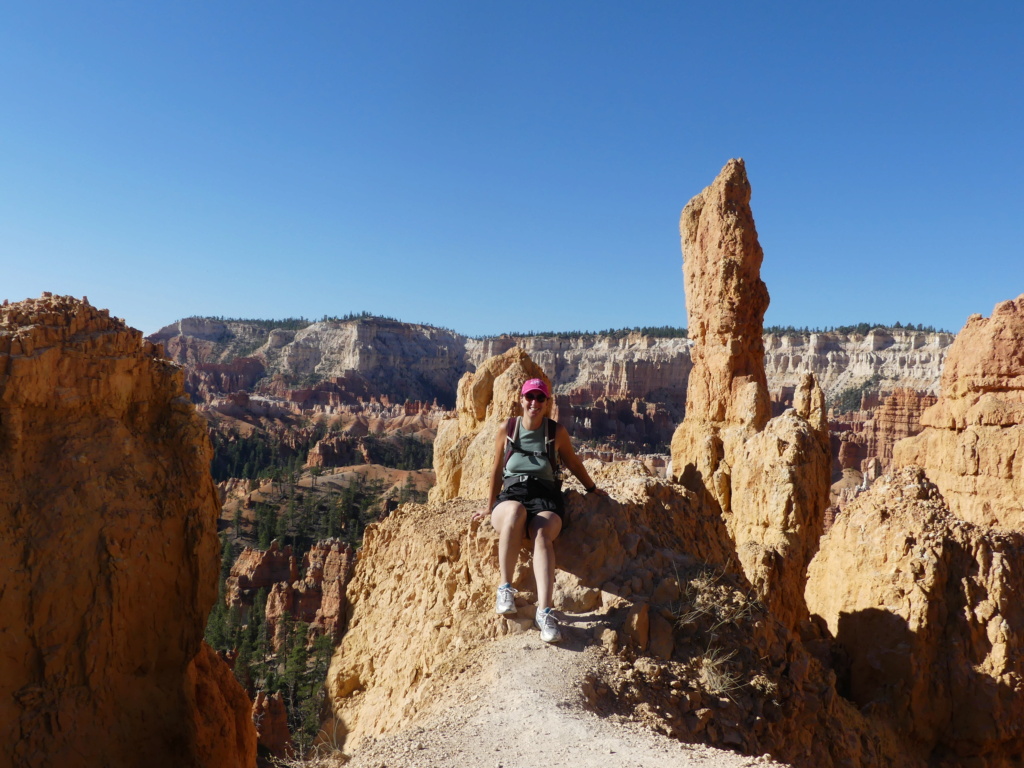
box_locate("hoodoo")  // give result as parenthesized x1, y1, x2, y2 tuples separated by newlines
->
(670, 159, 830, 631)
(0, 295, 255, 768)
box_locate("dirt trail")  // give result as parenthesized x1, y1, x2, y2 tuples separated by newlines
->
(344, 632, 791, 768)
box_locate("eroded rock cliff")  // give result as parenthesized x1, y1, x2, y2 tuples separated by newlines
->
(828, 388, 937, 483)
(893, 296, 1024, 528)
(806, 467, 1024, 764)
(0, 295, 255, 768)
(765, 329, 952, 399)
(669, 160, 830, 631)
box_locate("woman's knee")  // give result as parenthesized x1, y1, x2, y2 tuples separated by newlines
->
(493, 501, 527, 531)
(530, 513, 562, 543)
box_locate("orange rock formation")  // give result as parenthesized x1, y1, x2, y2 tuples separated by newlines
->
(893, 295, 1024, 527)
(252, 691, 293, 760)
(829, 389, 936, 477)
(0, 294, 255, 768)
(669, 160, 830, 631)
(325, 478, 900, 766)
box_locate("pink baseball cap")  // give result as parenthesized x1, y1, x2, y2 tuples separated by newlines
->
(521, 378, 550, 397)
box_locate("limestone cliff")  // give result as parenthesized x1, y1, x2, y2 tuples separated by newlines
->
(669, 160, 830, 631)
(893, 296, 1024, 528)
(429, 347, 550, 503)
(0, 295, 255, 768)
(155, 317, 470, 405)
(806, 467, 1024, 764)
(765, 329, 952, 399)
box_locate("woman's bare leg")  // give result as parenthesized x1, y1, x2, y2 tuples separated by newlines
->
(528, 511, 563, 610)
(491, 500, 527, 586)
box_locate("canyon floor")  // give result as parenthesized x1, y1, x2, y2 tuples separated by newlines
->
(342, 633, 790, 768)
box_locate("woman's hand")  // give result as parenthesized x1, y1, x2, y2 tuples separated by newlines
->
(589, 487, 609, 497)
(471, 508, 489, 522)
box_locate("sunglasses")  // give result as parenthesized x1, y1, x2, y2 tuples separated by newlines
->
(523, 392, 547, 402)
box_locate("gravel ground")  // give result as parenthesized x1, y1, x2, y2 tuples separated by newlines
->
(343, 633, 791, 768)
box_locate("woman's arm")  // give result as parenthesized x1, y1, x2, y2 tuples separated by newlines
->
(555, 423, 606, 495)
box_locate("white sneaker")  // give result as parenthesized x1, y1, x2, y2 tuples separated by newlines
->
(535, 607, 563, 643)
(496, 584, 518, 615)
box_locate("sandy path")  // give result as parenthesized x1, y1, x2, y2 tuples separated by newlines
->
(344, 633, 790, 768)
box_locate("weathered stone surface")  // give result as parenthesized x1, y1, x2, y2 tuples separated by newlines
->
(674, 158, 771, 432)
(766, 330, 952, 400)
(0, 294, 255, 768)
(228, 539, 354, 648)
(429, 347, 550, 502)
(806, 467, 1024, 763)
(669, 161, 829, 630)
(225, 541, 299, 609)
(325, 463, 901, 766)
(894, 296, 1024, 527)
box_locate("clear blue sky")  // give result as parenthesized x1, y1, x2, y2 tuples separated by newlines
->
(2, 2, 1021, 336)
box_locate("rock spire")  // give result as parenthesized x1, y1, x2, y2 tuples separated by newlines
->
(670, 161, 830, 630)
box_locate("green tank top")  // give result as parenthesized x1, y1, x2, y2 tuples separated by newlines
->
(503, 418, 555, 482)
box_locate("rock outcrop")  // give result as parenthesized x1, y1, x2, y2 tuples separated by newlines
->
(252, 691, 293, 761)
(429, 347, 551, 502)
(669, 160, 830, 631)
(806, 467, 1024, 764)
(226, 540, 354, 646)
(326, 465, 904, 766)
(0, 295, 255, 768)
(893, 296, 1024, 528)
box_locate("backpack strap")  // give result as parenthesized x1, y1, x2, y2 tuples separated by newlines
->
(544, 417, 561, 480)
(502, 416, 519, 470)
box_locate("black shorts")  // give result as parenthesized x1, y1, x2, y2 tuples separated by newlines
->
(493, 477, 565, 522)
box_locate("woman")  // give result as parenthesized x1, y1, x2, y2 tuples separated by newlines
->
(471, 377, 606, 643)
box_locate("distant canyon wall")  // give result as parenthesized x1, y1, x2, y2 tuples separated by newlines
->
(153, 317, 952, 405)
(151, 318, 953, 454)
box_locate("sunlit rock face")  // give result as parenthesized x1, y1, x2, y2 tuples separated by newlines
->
(894, 295, 1024, 528)
(669, 160, 830, 632)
